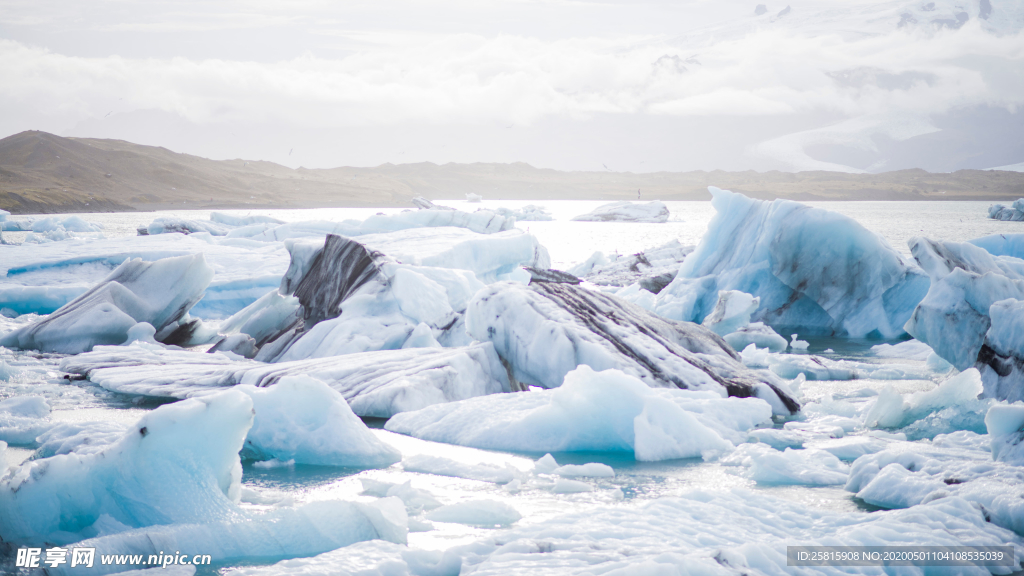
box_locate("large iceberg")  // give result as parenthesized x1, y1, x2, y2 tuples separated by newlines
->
(654, 187, 929, 339)
(466, 280, 798, 414)
(235, 232, 544, 361)
(571, 200, 669, 223)
(61, 341, 511, 418)
(0, 254, 213, 353)
(904, 236, 1024, 400)
(385, 366, 771, 460)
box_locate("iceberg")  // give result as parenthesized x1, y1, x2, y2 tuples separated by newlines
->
(655, 188, 929, 339)
(49, 498, 406, 576)
(970, 233, 1024, 259)
(0, 254, 213, 353)
(237, 376, 401, 468)
(568, 239, 693, 292)
(385, 366, 771, 461)
(988, 199, 1024, 221)
(571, 201, 669, 223)
(904, 237, 1024, 400)
(721, 443, 849, 485)
(61, 341, 510, 418)
(465, 280, 799, 414)
(0, 390, 252, 543)
(490, 204, 553, 221)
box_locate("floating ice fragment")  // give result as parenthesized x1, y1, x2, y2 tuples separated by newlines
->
(238, 376, 401, 468)
(571, 201, 669, 223)
(401, 454, 516, 483)
(552, 463, 615, 478)
(425, 500, 521, 527)
(789, 334, 809, 351)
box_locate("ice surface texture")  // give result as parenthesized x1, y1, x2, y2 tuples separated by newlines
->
(61, 341, 510, 418)
(571, 201, 670, 223)
(656, 188, 929, 339)
(466, 279, 799, 414)
(386, 366, 771, 460)
(0, 254, 213, 353)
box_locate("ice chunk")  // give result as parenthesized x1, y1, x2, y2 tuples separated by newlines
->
(551, 478, 593, 493)
(0, 390, 253, 543)
(870, 339, 936, 360)
(656, 188, 929, 339)
(386, 366, 767, 461)
(702, 290, 759, 336)
(425, 500, 521, 526)
(789, 334, 809, 350)
(723, 444, 849, 485)
(253, 232, 540, 361)
(47, 498, 407, 576)
(571, 201, 669, 223)
(61, 342, 510, 418)
(747, 428, 804, 450)
(533, 453, 559, 474)
(865, 369, 987, 431)
(724, 322, 788, 352)
(986, 404, 1024, 465)
(465, 280, 799, 415)
(552, 463, 614, 478)
(401, 454, 516, 483)
(229, 209, 514, 240)
(147, 216, 233, 236)
(490, 204, 553, 221)
(465, 193, 483, 202)
(970, 232, 1024, 258)
(568, 240, 693, 292)
(210, 212, 284, 227)
(0, 254, 213, 353)
(238, 376, 401, 468)
(987, 200, 1024, 221)
(0, 395, 52, 445)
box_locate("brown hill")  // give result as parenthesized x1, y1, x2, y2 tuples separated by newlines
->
(2, 131, 1023, 214)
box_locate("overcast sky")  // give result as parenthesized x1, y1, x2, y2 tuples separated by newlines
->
(2, 0, 1022, 173)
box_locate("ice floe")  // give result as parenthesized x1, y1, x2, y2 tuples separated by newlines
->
(385, 366, 771, 461)
(988, 199, 1024, 221)
(61, 341, 510, 418)
(571, 201, 670, 223)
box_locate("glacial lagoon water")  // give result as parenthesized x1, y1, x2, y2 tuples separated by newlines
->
(1, 198, 1022, 574)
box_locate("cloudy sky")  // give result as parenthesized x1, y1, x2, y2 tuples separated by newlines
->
(1, 0, 1022, 173)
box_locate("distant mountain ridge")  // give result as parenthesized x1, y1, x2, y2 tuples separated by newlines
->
(1, 131, 1023, 214)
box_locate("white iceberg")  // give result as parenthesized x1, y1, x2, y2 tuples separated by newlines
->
(569, 239, 694, 293)
(0, 254, 213, 353)
(655, 188, 929, 339)
(490, 204, 553, 221)
(385, 366, 771, 461)
(61, 341, 510, 418)
(465, 280, 799, 414)
(238, 376, 401, 468)
(571, 201, 669, 223)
